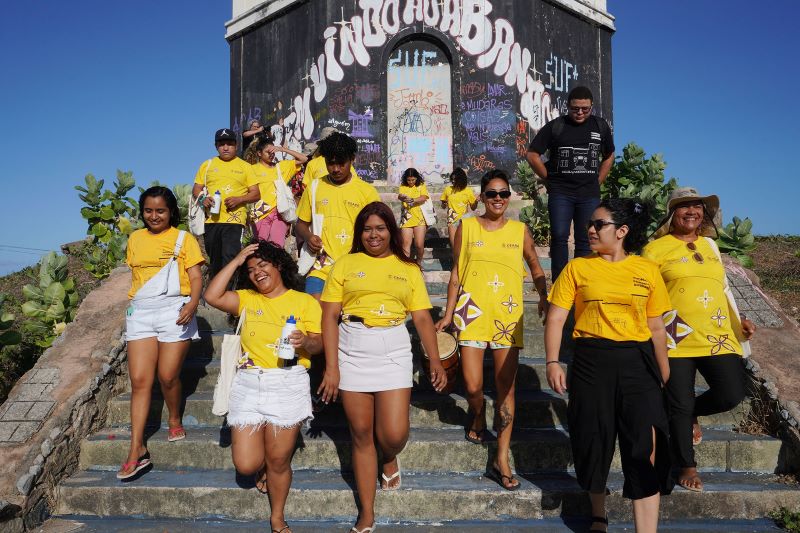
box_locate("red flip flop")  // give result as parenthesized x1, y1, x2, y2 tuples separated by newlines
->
(168, 425, 186, 442)
(116, 451, 151, 480)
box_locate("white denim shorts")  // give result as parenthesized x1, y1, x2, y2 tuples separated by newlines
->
(125, 296, 199, 343)
(227, 366, 313, 429)
(459, 340, 508, 350)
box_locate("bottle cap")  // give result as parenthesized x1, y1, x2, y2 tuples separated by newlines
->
(286, 315, 296, 324)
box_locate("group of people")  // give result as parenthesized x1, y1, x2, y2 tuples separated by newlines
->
(118, 85, 755, 533)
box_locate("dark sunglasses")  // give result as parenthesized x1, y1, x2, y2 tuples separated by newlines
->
(587, 219, 621, 232)
(686, 241, 704, 263)
(569, 106, 592, 114)
(483, 190, 512, 199)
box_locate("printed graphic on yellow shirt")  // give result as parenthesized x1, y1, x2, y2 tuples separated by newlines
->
(441, 186, 477, 225)
(194, 157, 258, 226)
(399, 184, 428, 228)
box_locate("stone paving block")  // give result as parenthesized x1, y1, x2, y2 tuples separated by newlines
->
(729, 286, 743, 299)
(26, 368, 59, 384)
(10, 422, 41, 443)
(746, 298, 772, 311)
(753, 310, 783, 328)
(26, 401, 55, 421)
(1, 402, 32, 420)
(737, 299, 752, 311)
(728, 273, 749, 287)
(0, 421, 19, 441)
(736, 286, 760, 299)
(15, 384, 48, 401)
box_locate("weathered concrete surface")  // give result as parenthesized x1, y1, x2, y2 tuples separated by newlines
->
(0, 268, 130, 524)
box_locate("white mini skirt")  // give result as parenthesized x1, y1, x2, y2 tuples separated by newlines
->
(338, 322, 413, 392)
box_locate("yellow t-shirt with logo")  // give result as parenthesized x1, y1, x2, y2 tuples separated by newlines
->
(251, 160, 298, 220)
(440, 185, 477, 225)
(549, 254, 672, 342)
(642, 235, 742, 357)
(399, 184, 429, 228)
(193, 157, 258, 226)
(297, 176, 381, 281)
(126, 227, 204, 299)
(235, 289, 322, 369)
(303, 155, 358, 186)
(321, 253, 432, 327)
(455, 217, 527, 346)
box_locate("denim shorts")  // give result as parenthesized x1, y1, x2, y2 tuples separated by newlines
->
(304, 275, 325, 295)
(459, 340, 508, 350)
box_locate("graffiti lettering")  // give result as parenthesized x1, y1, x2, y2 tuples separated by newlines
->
(545, 52, 579, 93)
(467, 154, 496, 172)
(348, 108, 374, 138)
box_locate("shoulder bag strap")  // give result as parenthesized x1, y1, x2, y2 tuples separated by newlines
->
(172, 230, 187, 258)
(235, 308, 246, 335)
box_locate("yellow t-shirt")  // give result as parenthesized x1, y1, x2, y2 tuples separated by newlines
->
(440, 185, 477, 225)
(303, 155, 358, 186)
(236, 289, 322, 369)
(549, 254, 672, 342)
(194, 157, 258, 226)
(399, 184, 429, 228)
(642, 235, 743, 357)
(126, 227, 204, 299)
(321, 253, 432, 327)
(455, 217, 527, 346)
(297, 176, 381, 281)
(251, 160, 298, 220)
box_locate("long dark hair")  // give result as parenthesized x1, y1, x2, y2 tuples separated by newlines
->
(401, 167, 423, 187)
(350, 202, 417, 266)
(139, 186, 180, 229)
(599, 198, 652, 253)
(451, 167, 468, 191)
(237, 239, 304, 292)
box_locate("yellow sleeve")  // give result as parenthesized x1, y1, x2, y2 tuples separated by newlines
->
(125, 232, 134, 267)
(194, 160, 211, 185)
(301, 294, 322, 333)
(640, 241, 661, 265)
(244, 162, 259, 187)
(235, 290, 252, 316)
(366, 183, 380, 203)
(467, 188, 476, 203)
(182, 234, 205, 268)
(297, 184, 312, 223)
(420, 184, 429, 198)
(320, 257, 346, 303)
(440, 186, 450, 202)
(279, 160, 297, 182)
(548, 261, 577, 310)
(407, 265, 432, 311)
(646, 264, 672, 317)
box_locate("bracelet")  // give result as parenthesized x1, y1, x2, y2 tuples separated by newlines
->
(546, 361, 560, 366)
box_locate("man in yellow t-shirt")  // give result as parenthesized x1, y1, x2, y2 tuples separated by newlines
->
(296, 132, 380, 298)
(302, 127, 358, 186)
(191, 128, 260, 278)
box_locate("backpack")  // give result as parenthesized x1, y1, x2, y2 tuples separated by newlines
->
(550, 115, 611, 146)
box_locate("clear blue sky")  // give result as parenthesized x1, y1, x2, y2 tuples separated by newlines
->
(1, 1, 796, 275)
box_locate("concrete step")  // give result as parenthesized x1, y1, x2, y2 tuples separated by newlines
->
(55, 469, 800, 521)
(42, 516, 786, 532)
(80, 426, 780, 474)
(106, 389, 748, 431)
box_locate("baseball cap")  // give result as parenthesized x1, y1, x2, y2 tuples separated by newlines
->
(215, 128, 237, 143)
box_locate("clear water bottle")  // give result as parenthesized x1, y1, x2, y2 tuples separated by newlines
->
(277, 315, 297, 360)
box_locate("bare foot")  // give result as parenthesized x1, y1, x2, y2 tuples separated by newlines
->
(678, 467, 704, 492)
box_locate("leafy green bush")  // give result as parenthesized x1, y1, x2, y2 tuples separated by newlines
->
(76, 171, 138, 278)
(602, 143, 677, 235)
(0, 294, 21, 348)
(717, 216, 756, 267)
(21, 252, 78, 348)
(515, 160, 542, 200)
(515, 160, 550, 245)
(770, 507, 800, 532)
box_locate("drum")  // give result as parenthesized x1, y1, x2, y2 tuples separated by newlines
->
(422, 331, 459, 394)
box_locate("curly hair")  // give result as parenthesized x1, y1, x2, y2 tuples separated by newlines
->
(451, 167, 468, 191)
(400, 167, 423, 187)
(480, 169, 510, 192)
(598, 198, 652, 253)
(350, 202, 417, 266)
(237, 240, 304, 292)
(318, 131, 358, 162)
(139, 186, 180, 229)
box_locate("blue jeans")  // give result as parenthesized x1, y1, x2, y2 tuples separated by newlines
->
(548, 193, 600, 283)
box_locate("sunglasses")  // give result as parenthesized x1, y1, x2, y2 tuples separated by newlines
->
(587, 219, 621, 232)
(483, 190, 512, 199)
(569, 106, 592, 114)
(686, 241, 704, 263)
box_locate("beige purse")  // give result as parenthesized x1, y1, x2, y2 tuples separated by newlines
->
(188, 159, 212, 236)
(212, 310, 245, 416)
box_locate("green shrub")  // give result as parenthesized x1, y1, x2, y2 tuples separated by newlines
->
(717, 216, 756, 268)
(21, 252, 78, 348)
(0, 294, 21, 348)
(515, 160, 542, 200)
(515, 160, 550, 245)
(770, 507, 800, 532)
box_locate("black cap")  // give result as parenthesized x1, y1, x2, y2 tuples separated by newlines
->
(215, 128, 237, 143)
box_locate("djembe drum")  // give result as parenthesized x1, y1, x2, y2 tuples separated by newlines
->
(422, 331, 459, 394)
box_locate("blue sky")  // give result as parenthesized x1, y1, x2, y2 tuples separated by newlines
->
(0, 1, 796, 275)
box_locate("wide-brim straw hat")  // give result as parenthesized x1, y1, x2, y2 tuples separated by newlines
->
(301, 142, 318, 158)
(653, 187, 721, 238)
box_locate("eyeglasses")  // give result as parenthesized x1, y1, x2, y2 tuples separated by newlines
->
(587, 219, 621, 232)
(569, 106, 592, 114)
(686, 241, 704, 263)
(483, 190, 512, 199)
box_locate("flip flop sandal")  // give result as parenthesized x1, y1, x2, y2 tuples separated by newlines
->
(167, 425, 186, 442)
(487, 464, 520, 491)
(255, 468, 269, 494)
(678, 474, 704, 492)
(116, 451, 151, 480)
(271, 524, 292, 533)
(465, 428, 493, 444)
(380, 458, 401, 490)
(589, 515, 609, 532)
(350, 524, 376, 533)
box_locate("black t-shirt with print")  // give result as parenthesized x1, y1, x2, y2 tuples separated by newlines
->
(528, 115, 615, 198)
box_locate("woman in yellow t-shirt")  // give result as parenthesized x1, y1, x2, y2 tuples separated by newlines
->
(319, 202, 446, 533)
(440, 167, 477, 249)
(251, 136, 308, 247)
(642, 187, 756, 493)
(545, 198, 672, 533)
(204, 240, 322, 533)
(397, 167, 430, 263)
(435, 170, 549, 492)
(119, 187, 204, 480)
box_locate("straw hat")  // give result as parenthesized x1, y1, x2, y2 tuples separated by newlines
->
(653, 187, 721, 238)
(301, 142, 318, 158)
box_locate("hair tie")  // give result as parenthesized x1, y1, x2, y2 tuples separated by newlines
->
(634, 202, 643, 214)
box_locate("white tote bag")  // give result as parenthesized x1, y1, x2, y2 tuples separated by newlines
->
(188, 159, 212, 236)
(421, 197, 437, 226)
(298, 179, 323, 275)
(275, 164, 298, 223)
(212, 311, 245, 416)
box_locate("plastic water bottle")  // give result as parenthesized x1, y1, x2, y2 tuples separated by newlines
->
(210, 190, 221, 214)
(277, 315, 297, 360)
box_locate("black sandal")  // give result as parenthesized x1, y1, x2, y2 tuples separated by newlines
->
(589, 515, 608, 532)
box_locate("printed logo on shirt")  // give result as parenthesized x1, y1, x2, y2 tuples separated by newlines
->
(590, 132, 601, 141)
(389, 274, 408, 282)
(345, 199, 364, 209)
(502, 243, 520, 249)
(632, 276, 651, 291)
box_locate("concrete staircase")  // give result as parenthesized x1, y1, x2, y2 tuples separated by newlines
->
(47, 190, 799, 531)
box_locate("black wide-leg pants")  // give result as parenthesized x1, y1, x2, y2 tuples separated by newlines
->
(567, 338, 673, 500)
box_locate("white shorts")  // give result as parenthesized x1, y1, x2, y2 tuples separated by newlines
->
(227, 366, 313, 429)
(125, 296, 199, 343)
(338, 322, 413, 393)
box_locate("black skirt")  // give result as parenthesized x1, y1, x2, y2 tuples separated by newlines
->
(567, 337, 673, 499)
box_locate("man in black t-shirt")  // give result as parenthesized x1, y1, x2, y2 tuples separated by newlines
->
(526, 86, 615, 282)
